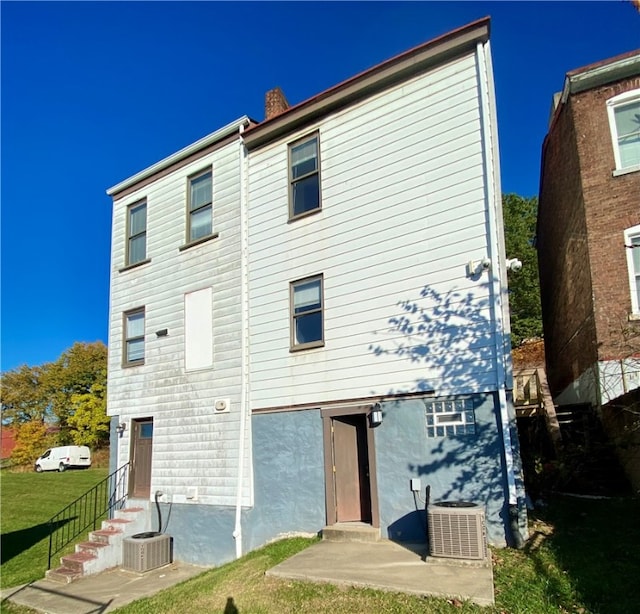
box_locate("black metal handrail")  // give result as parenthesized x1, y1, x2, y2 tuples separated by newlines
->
(47, 462, 130, 570)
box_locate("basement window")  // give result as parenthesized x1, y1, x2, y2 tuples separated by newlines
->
(425, 398, 476, 437)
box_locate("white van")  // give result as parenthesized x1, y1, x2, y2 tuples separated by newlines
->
(35, 446, 91, 472)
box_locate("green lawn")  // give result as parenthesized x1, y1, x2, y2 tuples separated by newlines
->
(2, 485, 639, 614)
(1, 468, 108, 589)
(114, 496, 639, 614)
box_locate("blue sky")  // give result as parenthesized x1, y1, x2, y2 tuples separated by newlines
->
(2, 1, 639, 372)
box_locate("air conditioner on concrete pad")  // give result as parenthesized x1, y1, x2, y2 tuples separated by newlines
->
(122, 532, 172, 572)
(427, 501, 487, 560)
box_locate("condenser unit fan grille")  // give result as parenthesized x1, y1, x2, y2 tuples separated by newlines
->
(123, 533, 172, 572)
(427, 502, 487, 560)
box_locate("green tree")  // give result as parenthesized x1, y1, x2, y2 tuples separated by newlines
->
(46, 341, 108, 442)
(2, 341, 109, 448)
(0, 364, 52, 424)
(67, 382, 110, 447)
(502, 193, 543, 347)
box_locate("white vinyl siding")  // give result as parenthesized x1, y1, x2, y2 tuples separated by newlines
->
(107, 139, 250, 506)
(248, 51, 499, 409)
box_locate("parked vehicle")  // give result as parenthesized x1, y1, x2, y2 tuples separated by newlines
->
(35, 446, 91, 472)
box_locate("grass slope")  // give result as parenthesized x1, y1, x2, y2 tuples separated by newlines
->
(2, 489, 639, 614)
(1, 468, 108, 589)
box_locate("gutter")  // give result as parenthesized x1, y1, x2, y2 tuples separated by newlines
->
(476, 42, 521, 524)
(233, 124, 251, 558)
(106, 116, 252, 196)
(243, 19, 490, 151)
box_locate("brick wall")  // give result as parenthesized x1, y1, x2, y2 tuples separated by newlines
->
(538, 98, 597, 397)
(539, 75, 640, 398)
(573, 78, 640, 362)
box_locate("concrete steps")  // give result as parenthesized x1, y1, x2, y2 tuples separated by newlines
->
(322, 523, 380, 543)
(46, 504, 149, 584)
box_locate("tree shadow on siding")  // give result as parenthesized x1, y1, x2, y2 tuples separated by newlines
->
(369, 285, 498, 394)
(368, 285, 523, 545)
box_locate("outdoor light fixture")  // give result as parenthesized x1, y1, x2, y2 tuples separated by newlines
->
(466, 257, 491, 277)
(116, 422, 126, 436)
(369, 403, 383, 427)
(156, 328, 169, 337)
(505, 258, 523, 273)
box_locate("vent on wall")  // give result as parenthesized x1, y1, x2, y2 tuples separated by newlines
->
(122, 532, 172, 572)
(214, 398, 230, 413)
(427, 502, 487, 560)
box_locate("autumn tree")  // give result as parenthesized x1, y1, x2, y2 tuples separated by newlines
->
(1, 341, 109, 450)
(46, 341, 108, 442)
(11, 420, 54, 466)
(0, 364, 52, 424)
(67, 382, 110, 447)
(502, 193, 543, 347)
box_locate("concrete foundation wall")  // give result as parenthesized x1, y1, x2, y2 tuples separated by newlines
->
(141, 393, 514, 566)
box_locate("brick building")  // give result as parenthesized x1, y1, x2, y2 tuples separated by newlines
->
(537, 51, 640, 489)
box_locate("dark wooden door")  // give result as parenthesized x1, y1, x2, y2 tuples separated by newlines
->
(130, 419, 153, 498)
(332, 415, 371, 522)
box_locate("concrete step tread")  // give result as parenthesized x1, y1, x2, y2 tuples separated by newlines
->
(322, 524, 380, 542)
(77, 540, 109, 550)
(119, 507, 145, 513)
(105, 518, 132, 525)
(46, 566, 83, 584)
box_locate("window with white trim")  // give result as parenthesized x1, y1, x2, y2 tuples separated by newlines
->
(289, 133, 321, 219)
(188, 169, 213, 242)
(126, 200, 147, 266)
(290, 275, 324, 350)
(625, 225, 640, 315)
(123, 308, 145, 366)
(607, 90, 640, 173)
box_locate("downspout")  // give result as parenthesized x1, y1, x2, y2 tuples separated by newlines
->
(233, 122, 251, 558)
(476, 41, 523, 547)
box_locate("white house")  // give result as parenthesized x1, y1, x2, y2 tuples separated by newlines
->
(106, 17, 526, 567)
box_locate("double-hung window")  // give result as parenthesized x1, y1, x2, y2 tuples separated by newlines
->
(289, 134, 321, 219)
(124, 308, 145, 366)
(126, 200, 147, 266)
(607, 90, 640, 173)
(290, 275, 324, 350)
(188, 169, 213, 242)
(625, 225, 640, 315)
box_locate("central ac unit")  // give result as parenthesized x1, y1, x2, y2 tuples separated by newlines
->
(123, 532, 172, 572)
(427, 501, 487, 560)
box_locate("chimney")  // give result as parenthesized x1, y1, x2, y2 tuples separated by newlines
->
(265, 87, 289, 120)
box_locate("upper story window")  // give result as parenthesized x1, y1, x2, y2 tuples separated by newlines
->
(607, 90, 640, 174)
(188, 169, 213, 242)
(289, 134, 321, 220)
(124, 307, 145, 367)
(126, 200, 147, 266)
(625, 225, 640, 315)
(290, 274, 324, 351)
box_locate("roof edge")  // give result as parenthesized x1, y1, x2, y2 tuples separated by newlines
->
(565, 50, 640, 98)
(243, 17, 490, 151)
(106, 115, 253, 197)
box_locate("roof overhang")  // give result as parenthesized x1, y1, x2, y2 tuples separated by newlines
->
(560, 51, 640, 104)
(243, 18, 490, 151)
(106, 115, 252, 198)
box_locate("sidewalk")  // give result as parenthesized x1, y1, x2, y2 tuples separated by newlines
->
(267, 540, 495, 607)
(1, 562, 205, 614)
